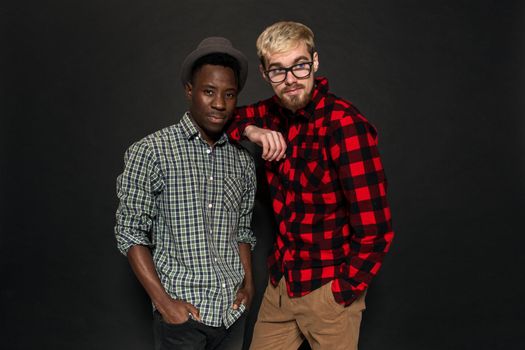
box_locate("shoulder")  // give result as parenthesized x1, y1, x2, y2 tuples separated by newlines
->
(125, 124, 179, 160)
(322, 93, 377, 136)
(134, 124, 179, 148)
(229, 141, 254, 163)
(142, 124, 179, 145)
(236, 96, 277, 116)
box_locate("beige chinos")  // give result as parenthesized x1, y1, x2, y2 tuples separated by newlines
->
(250, 278, 367, 350)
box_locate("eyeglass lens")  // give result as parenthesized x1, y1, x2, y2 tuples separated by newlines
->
(267, 63, 312, 83)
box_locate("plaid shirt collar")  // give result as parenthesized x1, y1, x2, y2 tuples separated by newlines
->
(271, 76, 330, 121)
(180, 112, 228, 145)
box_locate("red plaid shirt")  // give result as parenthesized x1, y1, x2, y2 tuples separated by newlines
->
(229, 77, 394, 306)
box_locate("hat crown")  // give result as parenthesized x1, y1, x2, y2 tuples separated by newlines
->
(197, 37, 233, 49)
(180, 36, 248, 91)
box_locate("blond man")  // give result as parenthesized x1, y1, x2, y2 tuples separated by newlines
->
(228, 21, 394, 349)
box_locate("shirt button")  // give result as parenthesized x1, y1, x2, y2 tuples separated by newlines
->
(208, 203, 213, 208)
(210, 176, 213, 181)
(222, 283, 226, 288)
(214, 258, 218, 262)
(206, 149, 211, 154)
(209, 230, 213, 234)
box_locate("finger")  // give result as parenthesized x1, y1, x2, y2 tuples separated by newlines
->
(232, 295, 243, 310)
(267, 131, 281, 161)
(276, 133, 287, 160)
(187, 304, 201, 321)
(265, 134, 277, 161)
(260, 137, 270, 160)
(272, 131, 286, 161)
(269, 132, 284, 161)
(262, 135, 276, 160)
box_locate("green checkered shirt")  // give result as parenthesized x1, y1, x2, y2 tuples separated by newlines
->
(115, 112, 256, 328)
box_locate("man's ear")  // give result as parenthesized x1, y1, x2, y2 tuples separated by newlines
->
(259, 64, 269, 82)
(184, 82, 192, 100)
(313, 52, 319, 73)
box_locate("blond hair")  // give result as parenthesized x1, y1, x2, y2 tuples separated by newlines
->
(256, 21, 315, 66)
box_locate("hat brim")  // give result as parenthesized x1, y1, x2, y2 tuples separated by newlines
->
(180, 44, 248, 91)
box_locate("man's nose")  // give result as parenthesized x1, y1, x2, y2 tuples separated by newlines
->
(284, 70, 297, 85)
(212, 94, 226, 110)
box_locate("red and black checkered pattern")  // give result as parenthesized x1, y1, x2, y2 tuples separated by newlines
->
(229, 77, 394, 306)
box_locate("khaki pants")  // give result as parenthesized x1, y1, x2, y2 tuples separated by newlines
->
(250, 278, 366, 350)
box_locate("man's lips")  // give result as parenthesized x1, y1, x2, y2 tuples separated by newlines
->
(283, 85, 304, 95)
(208, 114, 227, 123)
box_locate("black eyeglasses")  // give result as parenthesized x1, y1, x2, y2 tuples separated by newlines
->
(264, 62, 314, 83)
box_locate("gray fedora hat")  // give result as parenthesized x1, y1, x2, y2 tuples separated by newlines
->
(180, 37, 248, 91)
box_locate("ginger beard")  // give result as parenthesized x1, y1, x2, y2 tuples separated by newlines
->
(278, 81, 313, 112)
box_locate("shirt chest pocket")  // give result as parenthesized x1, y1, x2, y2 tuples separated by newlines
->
(292, 147, 330, 191)
(222, 176, 244, 212)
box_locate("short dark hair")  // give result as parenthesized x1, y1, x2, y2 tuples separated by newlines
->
(190, 53, 241, 88)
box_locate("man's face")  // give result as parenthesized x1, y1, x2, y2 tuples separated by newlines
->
(261, 41, 319, 112)
(185, 64, 238, 145)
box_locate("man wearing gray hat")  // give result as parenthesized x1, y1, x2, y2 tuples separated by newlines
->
(115, 37, 256, 350)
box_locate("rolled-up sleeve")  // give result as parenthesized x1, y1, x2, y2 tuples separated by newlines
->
(115, 141, 165, 255)
(236, 155, 257, 250)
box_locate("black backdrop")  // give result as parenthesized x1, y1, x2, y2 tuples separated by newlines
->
(2, 1, 525, 349)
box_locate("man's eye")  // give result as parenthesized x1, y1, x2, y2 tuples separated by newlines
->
(226, 92, 236, 99)
(204, 89, 214, 95)
(268, 70, 285, 80)
(293, 63, 308, 70)
(269, 69, 286, 76)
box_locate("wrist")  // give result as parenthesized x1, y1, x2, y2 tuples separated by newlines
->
(243, 125, 256, 138)
(243, 276, 254, 288)
(152, 293, 175, 313)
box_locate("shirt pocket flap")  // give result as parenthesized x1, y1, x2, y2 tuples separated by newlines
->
(223, 176, 243, 212)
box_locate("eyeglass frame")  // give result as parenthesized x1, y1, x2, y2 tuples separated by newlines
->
(263, 61, 315, 83)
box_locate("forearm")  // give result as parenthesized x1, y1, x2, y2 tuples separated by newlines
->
(127, 245, 172, 311)
(115, 141, 163, 254)
(238, 243, 253, 286)
(348, 218, 393, 284)
(227, 107, 264, 141)
(344, 176, 394, 293)
(330, 118, 394, 298)
(231, 242, 255, 310)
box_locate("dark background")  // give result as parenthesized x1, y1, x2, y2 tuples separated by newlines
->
(2, 0, 524, 349)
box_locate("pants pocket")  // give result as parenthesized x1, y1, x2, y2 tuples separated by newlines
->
(324, 281, 346, 313)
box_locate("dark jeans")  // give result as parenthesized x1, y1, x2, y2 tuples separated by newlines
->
(153, 311, 230, 350)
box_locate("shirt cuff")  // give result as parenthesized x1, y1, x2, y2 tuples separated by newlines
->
(237, 230, 256, 250)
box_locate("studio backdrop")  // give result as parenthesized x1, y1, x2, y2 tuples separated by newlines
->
(2, 0, 524, 349)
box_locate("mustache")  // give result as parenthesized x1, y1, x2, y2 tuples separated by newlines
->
(283, 84, 305, 93)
